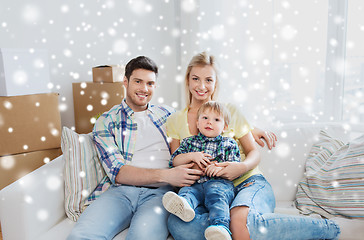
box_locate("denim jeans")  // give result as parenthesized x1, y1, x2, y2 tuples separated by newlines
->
(168, 174, 341, 240)
(179, 179, 235, 228)
(67, 184, 172, 240)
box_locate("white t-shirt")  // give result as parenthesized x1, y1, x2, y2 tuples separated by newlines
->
(129, 111, 170, 170)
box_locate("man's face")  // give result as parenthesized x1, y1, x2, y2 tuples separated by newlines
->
(123, 68, 156, 112)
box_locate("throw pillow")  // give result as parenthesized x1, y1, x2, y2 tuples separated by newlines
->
(296, 130, 364, 219)
(61, 127, 106, 221)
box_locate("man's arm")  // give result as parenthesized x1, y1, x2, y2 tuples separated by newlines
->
(93, 113, 127, 185)
(115, 163, 203, 187)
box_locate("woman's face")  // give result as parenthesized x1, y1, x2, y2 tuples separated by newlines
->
(188, 65, 216, 104)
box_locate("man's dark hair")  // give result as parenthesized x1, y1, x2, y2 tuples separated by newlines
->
(124, 56, 158, 80)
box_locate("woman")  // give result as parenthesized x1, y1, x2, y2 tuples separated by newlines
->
(166, 52, 341, 240)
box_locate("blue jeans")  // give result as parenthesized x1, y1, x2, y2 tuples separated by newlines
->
(68, 185, 172, 240)
(168, 174, 341, 240)
(179, 179, 234, 228)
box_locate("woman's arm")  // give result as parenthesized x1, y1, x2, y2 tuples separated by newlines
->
(215, 132, 260, 181)
(238, 131, 261, 170)
(170, 138, 181, 154)
(251, 127, 277, 150)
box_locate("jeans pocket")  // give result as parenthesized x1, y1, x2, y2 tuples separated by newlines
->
(235, 179, 256, 194)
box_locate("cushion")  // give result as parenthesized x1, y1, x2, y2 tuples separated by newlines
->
(296, 130, 364, 219)
(61, 127, 106, 221)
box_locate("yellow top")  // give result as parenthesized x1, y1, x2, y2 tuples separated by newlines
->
(166, 103, 262, 186)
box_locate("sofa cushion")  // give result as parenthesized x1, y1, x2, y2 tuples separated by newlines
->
(61, 127, 106, 221)
(296, 131, 364, 218)
(259, 122, 349, 202)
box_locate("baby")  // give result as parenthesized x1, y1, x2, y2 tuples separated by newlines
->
(163, 101, 240, 240)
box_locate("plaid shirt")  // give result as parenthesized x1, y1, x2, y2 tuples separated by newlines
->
(87, 99, 174, 202)
(170, 133, 241, 183)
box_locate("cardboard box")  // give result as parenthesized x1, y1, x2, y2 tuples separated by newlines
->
(92, 65, 123, 83)
(0, 48, 51, 96)
(0, 148, 62, 189)
(73, 82, 125, 134)
(0, 93, 61, 156)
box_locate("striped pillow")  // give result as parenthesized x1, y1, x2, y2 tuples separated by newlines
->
(61, 127, 106, 221)
(296, 130, 364, 219)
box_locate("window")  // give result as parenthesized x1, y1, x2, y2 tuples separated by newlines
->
(188, 0, 329, 123)
(343, 0, 364, 124)
(179, 0, 363, 126)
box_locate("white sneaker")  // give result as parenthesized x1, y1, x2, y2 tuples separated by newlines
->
(204, 225, 232, 240)
(162, 191, 195, 222)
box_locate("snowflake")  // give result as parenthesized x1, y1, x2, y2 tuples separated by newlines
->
(280, 25, 297, 41)
(181, 0, 196, 13)
(275, 142, 291, 158)
(87, 104, 93, 111)
(46, 175, 62, 191)
(22, 5, 41, 23)
(13, 70, 28, 86)
(1, 156, 15, 170)
(37, 209, 49, 221)
(113, 39, 128, 54)
(162, 46, 172, 56)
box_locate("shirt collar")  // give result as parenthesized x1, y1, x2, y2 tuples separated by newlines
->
(196, 132, 223, 142)
(121, 99, 154, 117)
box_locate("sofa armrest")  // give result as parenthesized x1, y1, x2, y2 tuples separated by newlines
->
(0, 156, 66, 240)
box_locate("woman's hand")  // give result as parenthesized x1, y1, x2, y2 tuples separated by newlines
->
(205, 163, 224, 177)
(214, 162, 248, 181)
(251, 127, 277, 150)
(188, 151, 212, 170)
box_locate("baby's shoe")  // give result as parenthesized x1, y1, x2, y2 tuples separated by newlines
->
(162, 191, 195, 222)
(204, 225, 232, 240)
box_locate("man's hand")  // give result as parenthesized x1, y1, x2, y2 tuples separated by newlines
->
(163, 163, 203, 187)
(251, 128, 278, 150)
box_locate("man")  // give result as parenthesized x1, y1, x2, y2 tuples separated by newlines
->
(68, 56, 203, 240)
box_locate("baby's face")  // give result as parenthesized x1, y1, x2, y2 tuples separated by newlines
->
(197, 110, 226, 138)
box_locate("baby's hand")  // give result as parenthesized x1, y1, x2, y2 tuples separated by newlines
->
(190, 163, 206, 176)
(187, 151, 212, 170)
(205, 162, 224, 177)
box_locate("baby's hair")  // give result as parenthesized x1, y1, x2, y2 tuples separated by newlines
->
(197, 101, 231, 126)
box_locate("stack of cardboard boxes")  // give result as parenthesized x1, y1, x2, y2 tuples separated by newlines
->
(0, 49, 125, 189)
(73, 65, 125, 134)
(0, 94, 62, 189)
(0, 49, 62, 190)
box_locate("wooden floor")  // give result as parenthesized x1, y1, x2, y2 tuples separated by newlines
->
(0, 223, 2, 240)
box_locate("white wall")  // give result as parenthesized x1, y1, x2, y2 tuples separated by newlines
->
(0, 0, 182, 128)
(1, 0, 363, 129)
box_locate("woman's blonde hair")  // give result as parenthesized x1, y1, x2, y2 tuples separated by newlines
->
(184, 52, 219, 106)
(197, 101, 230, 127)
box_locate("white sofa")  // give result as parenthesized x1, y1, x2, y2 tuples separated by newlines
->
(1, 122, 363, 240)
